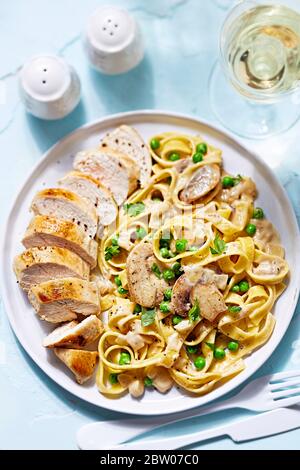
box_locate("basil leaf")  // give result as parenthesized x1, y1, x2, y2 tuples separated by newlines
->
(210, 234, 226, 256)
(124, 202, 145, 217)
(105, 244, 120, 261)
(188, 300, 200, 322)
(151, 263, 162, 279)
(141, 308, 156, 327)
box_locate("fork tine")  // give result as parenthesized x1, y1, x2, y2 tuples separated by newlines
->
(270, 378, 300, 392)
(269, 396, 300, 409)
(269, 370, 300, 383)
(271, 387, 300, 400)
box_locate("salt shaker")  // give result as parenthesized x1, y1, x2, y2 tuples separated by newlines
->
(84, 5, 144, 75)
(19, 55, 81, 120)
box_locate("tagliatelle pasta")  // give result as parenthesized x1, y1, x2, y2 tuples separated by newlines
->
(96, 131, 289, 399)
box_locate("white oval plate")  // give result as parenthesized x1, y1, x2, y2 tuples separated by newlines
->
(2, 110, 300, 416)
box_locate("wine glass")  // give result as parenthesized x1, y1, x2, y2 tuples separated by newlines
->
(213, 0, 239, 9)
(209, 0, 300, 138)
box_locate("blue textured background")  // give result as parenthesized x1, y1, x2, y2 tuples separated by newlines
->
(1, 0, 300, 450)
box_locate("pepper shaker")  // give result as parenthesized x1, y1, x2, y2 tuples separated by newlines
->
(84, 6, 144, 75)
(19, 55, 81, 120)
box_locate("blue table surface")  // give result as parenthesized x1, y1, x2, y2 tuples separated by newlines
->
(1, 0, 300, 450)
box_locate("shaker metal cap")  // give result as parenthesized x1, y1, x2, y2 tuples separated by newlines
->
(20, 55, 71, 101)
(86, 5, 136, 52)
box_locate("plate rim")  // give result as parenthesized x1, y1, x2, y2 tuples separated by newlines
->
(1, 109, 300, 416)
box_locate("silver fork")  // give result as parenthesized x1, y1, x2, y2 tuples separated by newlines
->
(77, 369, 300, 449)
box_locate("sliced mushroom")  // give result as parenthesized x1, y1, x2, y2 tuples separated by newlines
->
(251, 219, 281, 247)
(180, 164, 220, 204)
(219, 176, 257, 204)
(191, 282, 227, 322)
(147, 366, 173, 393)
(126, 242, 169, 308)
(171, 274, 193, 316)
(171, 267, 228, 317)
(118, 373, 145, 398)
(252, 258, 286, 276)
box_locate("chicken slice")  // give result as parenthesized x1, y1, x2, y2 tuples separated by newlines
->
(14, 247, 89, 291)
(191, 282, 227, 322)
(58, 171, 118, 237)
(180, 164, 220, 204)
(74, 148, 140, 206)
(126, 242, 169, 308)
(28, 278, 100, 323)
(31, 188, 98, 238)
(22, 215, 98, 268)
(43, 315, 103, 348)
(100, 125, 152, 187)
(54, 348, 98, 384)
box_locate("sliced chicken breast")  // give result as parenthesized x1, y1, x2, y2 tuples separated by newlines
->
(127, 242, 169, 308)
(43, 315, 103, 348)
(14, 247, 89, 291)
(28, 278, 100, 323)
(59, 171, 118, 237)
(100, 125, 152, 187)
(31, 188, 98, 238)
(54, 348, 98, 384)
(73, 148, 140, 206)
(22, 215, 98, 268)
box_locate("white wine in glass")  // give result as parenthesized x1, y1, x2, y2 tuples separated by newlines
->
(210, 1, 300, 138)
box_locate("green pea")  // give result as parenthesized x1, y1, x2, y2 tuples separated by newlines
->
(187, 345, 198, 354)
(175, 239, 188, 253)
(231, 284, 240, 293)
(171, 262, 183, 277)
(246, 223, 257, 236)
(253, 207, 264, 219)
(163, 269, 175, 281)
(136, 226, 147, 239)
(214, 348, 226, 360)
(164, 288, 172, 301)
(134, 304, 142, 314)
(160, 301, 170, 313)
(228, 305, 242, 313)
(114, 276, 122, 287)
(172, 315, 183, 325)
(150, 138, 160, 150)
(196, 142, 208, 154)
(228, 341, 239, 352)
(222, 176, 235, 188)
(119, 351, 131, 365)
(118, 287, 128, 295)
(169, 152, 180, 162)
(239, 280, 249, 293)
(194, 356, 206, 370)
(109, 373, 119, 384)
(160, 247, 171, 258)
(192, 152, 203, 164)
(144, 376, 153, 387)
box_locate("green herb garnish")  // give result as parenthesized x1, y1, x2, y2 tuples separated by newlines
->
(141, 308, 156, 327)
(210, 233, 226, 255)
(124, 202, 145, 217)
